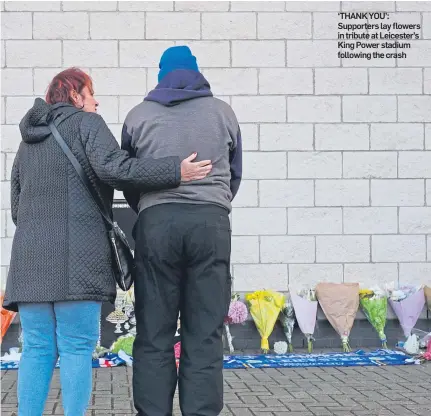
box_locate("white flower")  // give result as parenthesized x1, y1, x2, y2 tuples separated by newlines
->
(404, 334, 420, 355)
(274, 341, 288, 355)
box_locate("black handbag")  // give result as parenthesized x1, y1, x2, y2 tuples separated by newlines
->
(49, 122, 134, 291)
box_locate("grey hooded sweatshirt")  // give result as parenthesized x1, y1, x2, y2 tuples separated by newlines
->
(121, 69, 242, 214)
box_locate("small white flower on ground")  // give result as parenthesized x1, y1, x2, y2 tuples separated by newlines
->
(274, 341, 288, 355)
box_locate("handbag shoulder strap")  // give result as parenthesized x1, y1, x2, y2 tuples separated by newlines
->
(48, 122, 113, 228)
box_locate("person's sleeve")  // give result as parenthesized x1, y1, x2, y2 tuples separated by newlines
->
(10, 155, 21, 226)
(120, 124, 140, 213)
(82, 113, 181, 193)
(229, 126, 242, 200)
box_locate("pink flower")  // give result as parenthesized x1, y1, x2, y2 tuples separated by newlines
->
(225, 300, 248, 325)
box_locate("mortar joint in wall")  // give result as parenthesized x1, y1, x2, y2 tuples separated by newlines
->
(257, 123, 261, 150)
(117, 40, 119, 67)
(312, 67, 315, 95)
(368, 123, 371, 150)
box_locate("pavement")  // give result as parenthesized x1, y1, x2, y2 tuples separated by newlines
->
(1, 362, 431, 416)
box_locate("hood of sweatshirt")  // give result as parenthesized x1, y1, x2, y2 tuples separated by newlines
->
(144, 69, 213, 107)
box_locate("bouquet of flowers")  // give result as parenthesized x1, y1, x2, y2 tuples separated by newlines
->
(388, 284, 425, 340)
(359, 287, 388, 348)
(290, 287, 318, 353)
(245, 290, 285, 353)
(278, 293, 296, 352)
(224, 293, 248, 353)
(316, 283, 359, 352)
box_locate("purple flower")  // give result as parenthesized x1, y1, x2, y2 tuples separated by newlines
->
(225, 300, 248, 325)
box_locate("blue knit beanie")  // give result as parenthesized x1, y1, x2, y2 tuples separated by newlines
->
(158, 46, 199, 82)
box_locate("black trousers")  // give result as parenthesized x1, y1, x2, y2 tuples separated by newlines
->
(133, 203, 232, 416)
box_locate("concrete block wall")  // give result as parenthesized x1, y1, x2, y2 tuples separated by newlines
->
(1, 1, 431, 296)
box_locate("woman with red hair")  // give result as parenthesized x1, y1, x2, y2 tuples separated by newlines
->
(2, 67, 211, 416)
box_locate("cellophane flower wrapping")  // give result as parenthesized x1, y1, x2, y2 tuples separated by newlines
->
(290, 288, 318, 353)
(245, 290, 285, 353)
(224, 293, 248, 353)
(279, 293, 296, 352)
(359, 287, 388, 348)
(0, 292, 16, 344)
(316, 283, 359, 352)
(174, 341, 181, 359)
(388, 284, 426, 339)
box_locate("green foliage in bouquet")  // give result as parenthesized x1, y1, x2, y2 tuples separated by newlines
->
(110, 334, 135, 356)
(359, 290, 388, 348)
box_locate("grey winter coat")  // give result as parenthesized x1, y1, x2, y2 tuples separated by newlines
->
(3, 98, 181, 311)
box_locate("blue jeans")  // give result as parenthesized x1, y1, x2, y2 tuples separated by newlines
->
(18, 301, 101, 416)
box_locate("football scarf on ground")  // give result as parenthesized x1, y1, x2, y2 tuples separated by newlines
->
(1, 349, 414, 370)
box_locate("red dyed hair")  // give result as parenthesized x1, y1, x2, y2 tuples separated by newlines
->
(46, 67, 94, 105)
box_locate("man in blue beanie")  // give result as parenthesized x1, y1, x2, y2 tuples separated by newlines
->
(122, 46, 242, 416)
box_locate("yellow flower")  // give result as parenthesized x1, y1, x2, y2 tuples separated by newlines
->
(359, 289, 374, 299)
